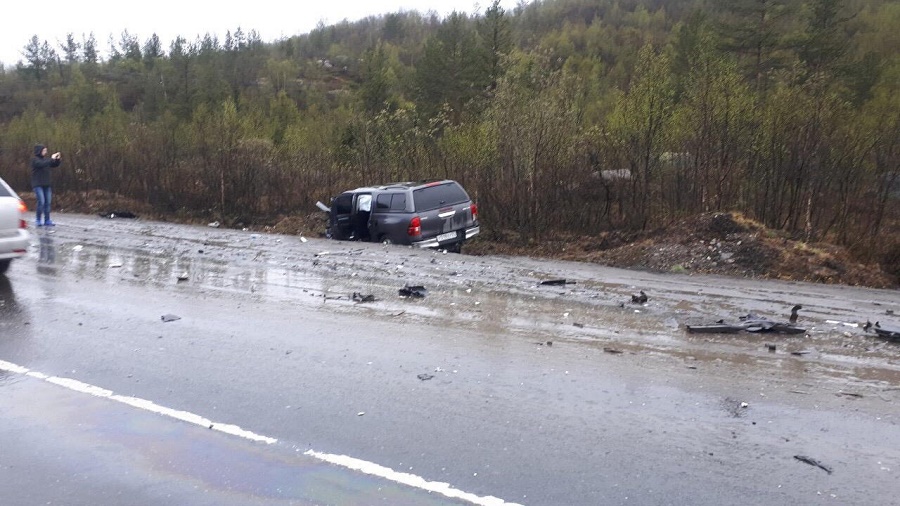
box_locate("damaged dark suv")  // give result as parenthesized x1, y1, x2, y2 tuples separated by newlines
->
(318, 179, 479, 252)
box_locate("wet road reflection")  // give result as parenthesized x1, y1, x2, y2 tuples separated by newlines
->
(0, 275, 23, 319)
(0, 275, 16, 310)
(0, 275, 31, 343)
(37, 232, 56, 275)
(31, 230, 900, 383)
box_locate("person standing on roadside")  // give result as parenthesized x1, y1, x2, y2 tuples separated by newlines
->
(31, 144, 61, 227)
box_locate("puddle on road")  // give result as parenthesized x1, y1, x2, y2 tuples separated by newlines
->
(0, 274, 32, 343)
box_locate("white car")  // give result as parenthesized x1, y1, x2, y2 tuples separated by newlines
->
(0, 177, 31, 274)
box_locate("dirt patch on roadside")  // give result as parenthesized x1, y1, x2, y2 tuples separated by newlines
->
(466, 212, 898, 288)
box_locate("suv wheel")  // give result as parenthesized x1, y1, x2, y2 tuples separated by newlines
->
(0, 259, 10, 274)
(380, 235, 394, 246)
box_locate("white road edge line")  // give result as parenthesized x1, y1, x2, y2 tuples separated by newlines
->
(0, 359, 522, 506)
(303, 450, 519, 506)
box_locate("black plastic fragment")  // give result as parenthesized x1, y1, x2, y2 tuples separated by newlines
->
(539, 279, 575, 286)
(399, 285, 427, 298)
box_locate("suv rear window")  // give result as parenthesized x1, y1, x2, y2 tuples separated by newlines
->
(376, 193, 407, 211)
(413, 183, 469, 211)
(0, 185, 11, 197)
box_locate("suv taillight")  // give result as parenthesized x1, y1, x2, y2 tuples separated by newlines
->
(18, 200, 27, 229)
(470, 203, 478, 221)
(407, 216, 421, 237)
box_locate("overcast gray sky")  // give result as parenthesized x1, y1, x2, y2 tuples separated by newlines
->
(2, 0, 522, 67)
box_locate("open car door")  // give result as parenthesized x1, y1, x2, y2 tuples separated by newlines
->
(329, 192, 354, 240)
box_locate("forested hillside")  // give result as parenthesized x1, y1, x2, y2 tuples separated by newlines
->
(1, 0, 897, 276)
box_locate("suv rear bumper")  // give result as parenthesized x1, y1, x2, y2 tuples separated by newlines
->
(0, 229, 31, 259)
(413, 226, 480, 249)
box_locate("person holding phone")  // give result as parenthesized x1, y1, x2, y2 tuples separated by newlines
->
(30, 144, 62, 227)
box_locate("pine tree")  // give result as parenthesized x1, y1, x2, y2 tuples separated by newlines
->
(61, 33, 81, 65)
(797, 0, 851, 77)
(360, 42, 393, 115)
(714, 0, 794, 92)
(477, 0, 513, 91)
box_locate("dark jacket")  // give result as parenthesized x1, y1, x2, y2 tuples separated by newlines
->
(31, 144, 61, 188)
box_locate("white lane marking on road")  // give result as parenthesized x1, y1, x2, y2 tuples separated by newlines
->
(304, 450, 522, 506)
(0, 359, 522, 506)
(3, 359, 274, 444)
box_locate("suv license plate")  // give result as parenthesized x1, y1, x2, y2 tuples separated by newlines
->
(436, 232, 458, 242)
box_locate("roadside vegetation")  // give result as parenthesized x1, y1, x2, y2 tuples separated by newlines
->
(1, 0, 897, 284)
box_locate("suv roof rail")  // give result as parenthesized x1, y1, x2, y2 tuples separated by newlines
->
(376, 179, 444, 188)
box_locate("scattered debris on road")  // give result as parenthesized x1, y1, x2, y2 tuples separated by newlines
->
(417, 373, 434, 381)
(399, 284, 427, 298)
(686, 311, 806, 334)
(826, 319, 859, 327)
(630, 290, 648, 304)
(603, 347, 623, 354)
(721, 397, 749, 417)
(789, 304, 802, 324)
(352, 292, 375, 303)
(539, 279, 576, 286)
(870, 322, 900, 341)
(99, 211, 138, 219)
(794, 455, 833, 474)
(161, 314, 181, 322)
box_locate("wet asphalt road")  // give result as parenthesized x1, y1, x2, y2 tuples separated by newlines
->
(1, 213, 899, 505)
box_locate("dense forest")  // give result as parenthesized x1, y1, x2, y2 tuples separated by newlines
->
(0, 0, 897, 274)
